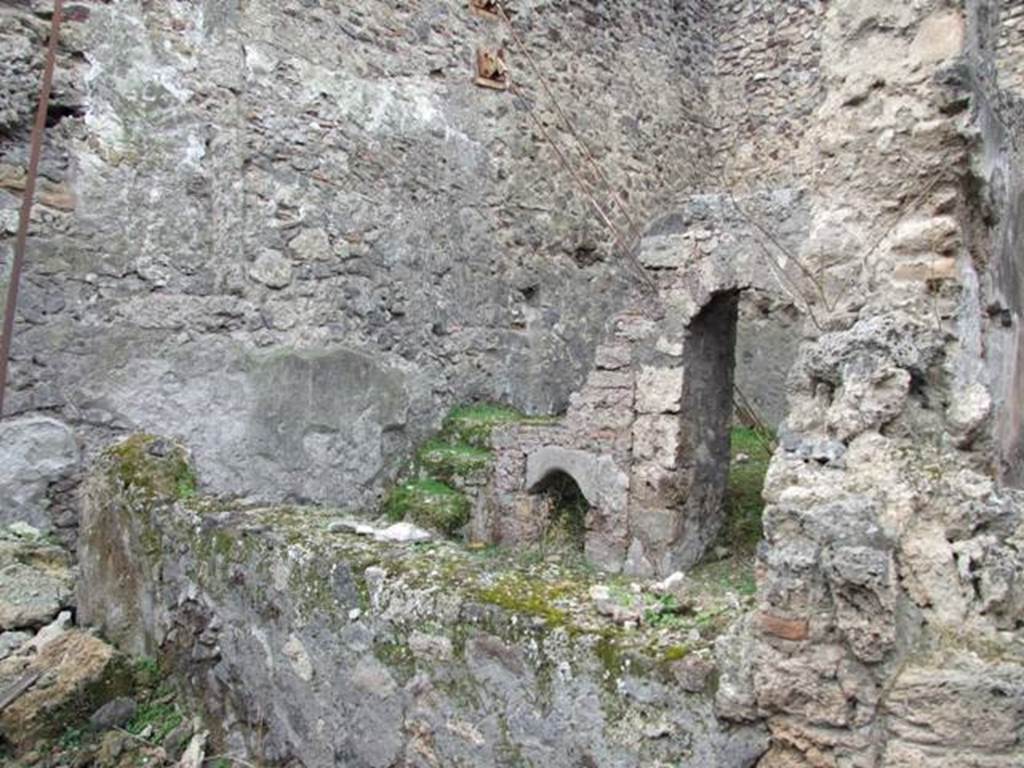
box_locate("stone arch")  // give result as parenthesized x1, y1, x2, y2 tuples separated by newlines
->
(621, 193, 808, 575)
(526, 446, 610, 508)
(525, 446, 630, 571)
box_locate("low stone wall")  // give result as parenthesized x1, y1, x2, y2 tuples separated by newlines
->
(78, 436, 767, 767)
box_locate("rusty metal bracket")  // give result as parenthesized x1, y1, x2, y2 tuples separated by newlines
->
(474, 47, 509, 90)
(0, 0, 64, 417)
(469, 0, 501, 21)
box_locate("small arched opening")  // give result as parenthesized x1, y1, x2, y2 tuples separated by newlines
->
(530, 469, 590, 554)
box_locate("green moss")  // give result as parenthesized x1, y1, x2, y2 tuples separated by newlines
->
(132, 657, 163, 689)
(442, 402, 557, 449)
(661, 644, 689, 663)
(211, 531, 236, 559)
(127, 698, 183, 743)
(175, 472, 197, 499)
(415, 439, 492, 482)
(284, 553, 348, 624)
(595, 635, 625, 683)
(382, 478, 470, 536)
(373, 640, 417, 683)
(106, 434, 197, 502)
(644, 594, 691, 630)
(475, 575, 574, 627)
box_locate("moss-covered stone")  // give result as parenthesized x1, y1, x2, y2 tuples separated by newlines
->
(106, 434, 196, 503)
(442, 403, 557, 449)
(474, 572, 582, 628)
(382, 478, 471, 536)
(415, 439, 492, 483)
(661, 644, 689, 663)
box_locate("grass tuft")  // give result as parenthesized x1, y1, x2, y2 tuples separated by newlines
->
(415, 439, 492, 483)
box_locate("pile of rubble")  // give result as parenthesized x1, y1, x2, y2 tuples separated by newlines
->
(0, 524, 208, 768)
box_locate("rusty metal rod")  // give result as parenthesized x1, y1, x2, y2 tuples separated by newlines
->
(0, 0, 64, 417)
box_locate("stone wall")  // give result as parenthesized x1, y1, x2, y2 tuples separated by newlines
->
(734, 292, 802, 429)
(0, 0, 717, 516)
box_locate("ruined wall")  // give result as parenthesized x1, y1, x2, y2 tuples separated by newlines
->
(77, 438, 769, 767)
(0, 0, 716, 518)
(480, 189, 811, 576)
(713, 2, 1024, 765)
(734, 292, 802, 429)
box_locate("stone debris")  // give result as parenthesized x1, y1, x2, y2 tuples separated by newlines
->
(88, 696, 138, 731)
(0, 627, 120, 746)
(326, 517, 377, 536)
(177, 730, 207, 768)
(327, 517, 433, 543)
(26, 610, 73, 653)
(0, 526, 74, 631)
(374, 522, 433, 543)
(588, 584, 644, 625)
(0, 631, 30, 661)
(649, 571, 688, 599)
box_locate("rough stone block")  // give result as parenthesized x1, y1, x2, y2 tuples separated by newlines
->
(636, 366, 683, 414)
(909, 10, 966, 65)
(595, 343, 631, 370)
(0, 416, 79, 531)
(630, 463, 681, 507)
(884, 659, 1024, 753)
(287, 227, 332, 261)
(0, 629, 123, 748)
(629, 506, 678, 548)
(248, 249, 293, 288)
(638, 233, 688, 269)
(632, 415, 681, 469)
